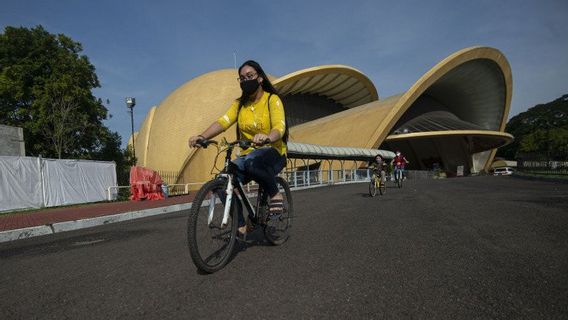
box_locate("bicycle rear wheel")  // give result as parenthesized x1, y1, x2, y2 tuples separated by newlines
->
(264, 177, 293, 245)
(187, 178, 238, 273)
(369, 178, 377, 197)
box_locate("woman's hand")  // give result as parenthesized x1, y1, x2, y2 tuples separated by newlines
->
(252, 133, 271, 145)
(188, 135, 205, 148)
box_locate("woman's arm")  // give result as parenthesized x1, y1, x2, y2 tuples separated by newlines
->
(189, 101, 239, 148)
(188, 122, 225, 147)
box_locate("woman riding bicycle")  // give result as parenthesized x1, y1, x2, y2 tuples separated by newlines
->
(188, 60, 287, 236)
(370, 154, 387, 183)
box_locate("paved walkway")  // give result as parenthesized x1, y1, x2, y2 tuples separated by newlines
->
(0, 193, 196, 242)
(2, 177, 567, 319)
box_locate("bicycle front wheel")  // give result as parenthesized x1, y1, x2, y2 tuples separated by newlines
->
(397, 171, 403, 188)
(264, 177, 293, 245)
(187, 178, 238, 273)
(369, 179, 377, 197)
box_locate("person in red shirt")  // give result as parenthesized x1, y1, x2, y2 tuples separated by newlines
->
(391, 150, 409, 180)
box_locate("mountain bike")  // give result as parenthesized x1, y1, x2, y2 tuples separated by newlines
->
(187, 138, 293, 273)
(369, 169, 386, 197)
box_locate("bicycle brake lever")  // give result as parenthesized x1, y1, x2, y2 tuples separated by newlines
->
(238, 140, 253, 149)
(197, 139, 209, 148)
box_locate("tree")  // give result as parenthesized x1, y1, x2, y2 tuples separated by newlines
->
(548, 127, 568, 160)
(518, 129, 548, 155)
(38, 77, 85, 158)
(498, 94, 568, 160)
(0, 25, 111, 159)
(91, 130, 137, 186)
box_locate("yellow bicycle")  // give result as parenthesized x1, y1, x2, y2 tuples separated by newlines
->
(369, 170, 386, 197)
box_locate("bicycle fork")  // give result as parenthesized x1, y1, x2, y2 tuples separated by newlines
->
(220, 178, 234, 228)
(206, 175, 234, 228)
(208, 175, 257, 229)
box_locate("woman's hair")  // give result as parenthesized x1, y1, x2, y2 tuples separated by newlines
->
(238, 60, 278, 107)
(236, 60, 289, 144)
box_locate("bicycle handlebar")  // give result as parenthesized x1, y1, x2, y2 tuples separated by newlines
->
(196, 139, 217, 148)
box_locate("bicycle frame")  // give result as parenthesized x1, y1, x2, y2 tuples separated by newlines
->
(204, 139, 265, 229)
(372, 169, 385, 185)
(189, 138, 291, 273)
(371, 173, 380, 187)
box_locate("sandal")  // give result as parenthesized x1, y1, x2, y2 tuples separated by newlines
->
(268, 199, 284, 220)
(237, 222, 254, 237)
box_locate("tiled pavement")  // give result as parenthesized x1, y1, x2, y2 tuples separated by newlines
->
(0, 193, 196, 241)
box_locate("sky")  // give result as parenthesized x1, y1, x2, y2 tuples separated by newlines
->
(2, 0, 567, 148)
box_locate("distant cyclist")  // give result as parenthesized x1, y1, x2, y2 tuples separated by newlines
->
(188, 60, 288, 236)
(391, 150, 409, 180)
(370, 154, 387, 184)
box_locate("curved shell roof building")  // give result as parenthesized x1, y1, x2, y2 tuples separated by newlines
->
(132, 46, 513, 183)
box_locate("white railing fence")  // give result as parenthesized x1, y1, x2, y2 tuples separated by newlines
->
(108, 168, 441, 201)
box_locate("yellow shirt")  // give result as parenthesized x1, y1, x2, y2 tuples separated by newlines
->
(217, 91, 287, 156)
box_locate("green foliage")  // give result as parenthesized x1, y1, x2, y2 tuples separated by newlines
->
(117, 145, 137, 186)
(0, 25, 136, 187)
(547, 127, 568, 159)
(498, 94, 568, 160)
(0, 25, 111, 159)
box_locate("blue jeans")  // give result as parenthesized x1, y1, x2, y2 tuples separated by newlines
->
(233, 147, 286, 228)
(394, 166, 405, 179)
(232, 147, 286, 198)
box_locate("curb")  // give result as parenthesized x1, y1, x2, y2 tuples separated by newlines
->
(0, 202, 193, 243)
(0, 181, 370, 244)
(0, 225, 54, 243)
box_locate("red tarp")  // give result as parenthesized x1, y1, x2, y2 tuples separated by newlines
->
(129, 166, 165, 201)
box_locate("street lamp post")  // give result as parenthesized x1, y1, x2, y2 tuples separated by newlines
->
(126, 97, 136, 161)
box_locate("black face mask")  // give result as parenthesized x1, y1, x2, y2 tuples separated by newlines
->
(240, 79, 260, 95)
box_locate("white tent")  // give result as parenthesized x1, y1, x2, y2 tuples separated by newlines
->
(0, 156, 117, 213)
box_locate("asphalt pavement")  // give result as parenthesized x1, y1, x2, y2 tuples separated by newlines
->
(1, 176, 567, 319)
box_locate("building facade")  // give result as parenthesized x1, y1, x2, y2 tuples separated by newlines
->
(132, 46, 513, 183)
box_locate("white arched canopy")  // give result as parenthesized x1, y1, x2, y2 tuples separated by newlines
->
(288, 142, 394, 161)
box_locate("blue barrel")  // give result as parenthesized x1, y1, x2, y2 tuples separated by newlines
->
(161, 184, 169, 198)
